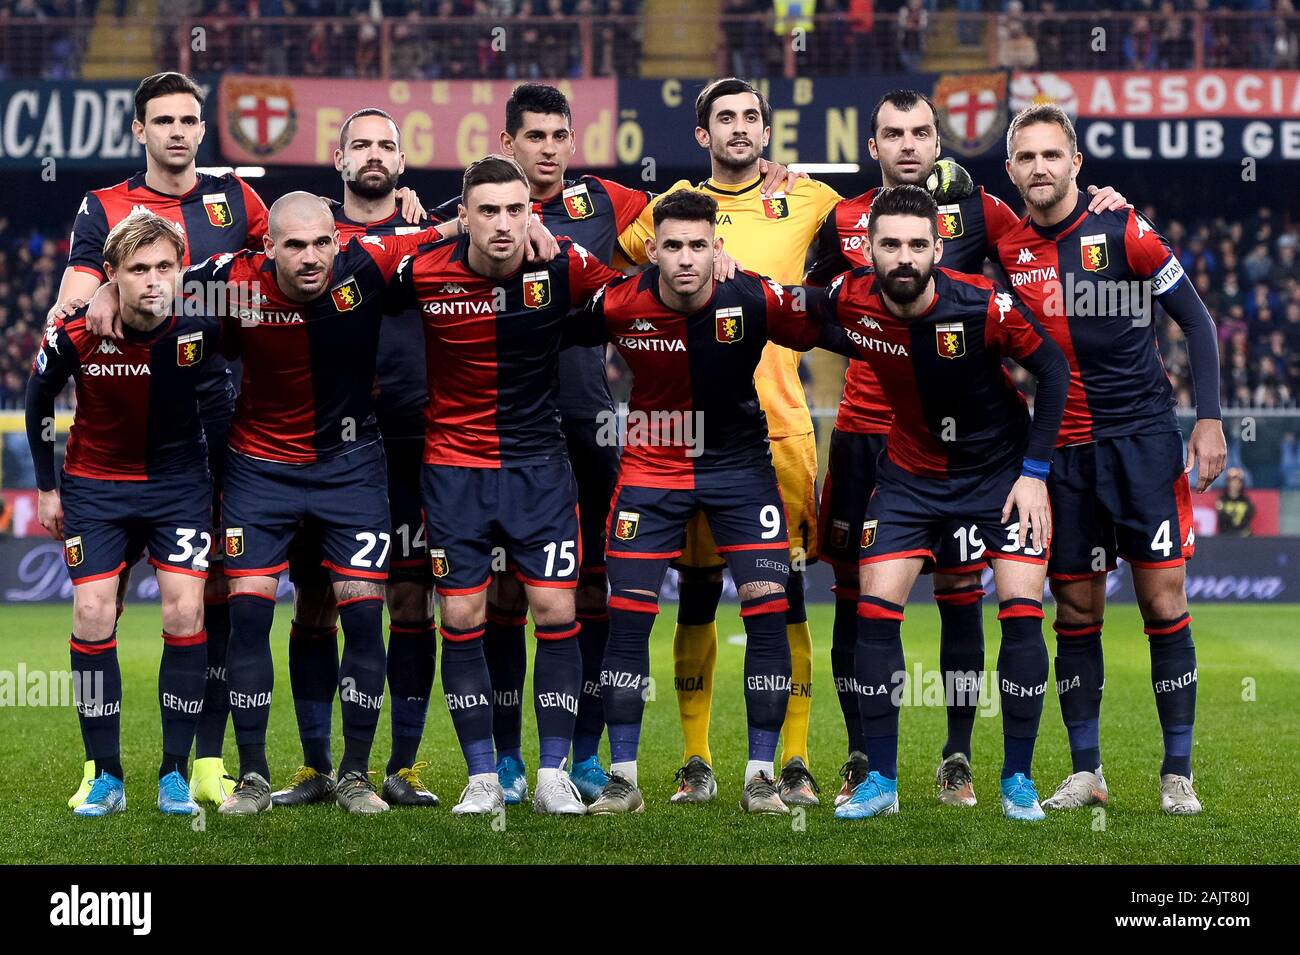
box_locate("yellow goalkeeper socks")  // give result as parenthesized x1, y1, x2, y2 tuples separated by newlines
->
(673, 621, 718, 766)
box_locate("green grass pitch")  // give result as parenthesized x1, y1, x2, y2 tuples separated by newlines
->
(1, 602, 1296, 864)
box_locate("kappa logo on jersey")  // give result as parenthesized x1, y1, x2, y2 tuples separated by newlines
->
(562, 183, 594, 219)
(762, 195, 790, 220)
(860, 520, 878, 549)
(854, 213, 870, 229)
(523, 271, 551, 309)
(176, 331, 203, 367)
(936, 322, 965, 359)
(994, 291, 1014, 324)
(97, 339, 122, 356)
(1080, 234, 1108, 272)
(429, 548, 450, 578)
(358, 234, 385, 249)
(330, 276, 362, 312)
(64, 536, 85, 568)
(202, 193, 232, 228)
(1017, 247, 1035, 264)
(716, 306, 744, 344)
(614, 511, 640, 541)
(43, 322, 61, 355)
(936, 204, 964, 239)
(857, 315, 882, 331)
(628, 317, 657, 333)
(830, 519, 851, 550)
(224, 527, 245, 558)
(438, 283, 467, 295)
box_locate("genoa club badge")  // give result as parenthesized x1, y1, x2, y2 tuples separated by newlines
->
(64, 536, 85, 568)
(762, 195, 790, 219)
(330, 276, 362, 312)
(1080, 234, 1108, 272)
(203, 193, 232, 229)
(562, 183, 594, 220)
(830, 519, 850, 551)
(936, 204, 964, 239)
(614, 511, 640, 542)
(715, 306, 744, 344)
(935, 322, 965, 359)
(430, 549, 450, 578)
(860, 521, 877, 549)
(523, 271, 551, 309)
(225, 527, 245, 558)
(176, 331, 203, 367)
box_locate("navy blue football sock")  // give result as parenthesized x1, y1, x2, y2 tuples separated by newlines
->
(483, 609, 526, 762)
(1053, 620, 1104, 773)
(533, 623, 582, 769)
(935, 584, 985, 759)
(856, 596, 906, 780)
(158, 629, 207, 779)
(573, 610, 609, 763)
(337, 597, 387, 776)
(386, 618, 435, 775)
(785, 570, 808, 625)
(1146, 614, 1197, 778)
(741, 593, 790, 762)
(677, 574, 723, 626)
(602, 595, 657, 764)
(440, 625, 496, 776)
(288, 620, 338, 774)
(194, 598, 230, 759)
(228, 593, 276, 780)
(70, 633, 123, 782)
(831, 583, 864, 753)
(996, 599, 1049, 779)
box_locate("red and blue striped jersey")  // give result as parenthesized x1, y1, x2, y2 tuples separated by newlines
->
(390, 235, 620, 468)
(819, 267, 1067, 479)
(433, 175, 653, 420)
(66, 171, 269, 417)
(26, 307, 222, 489)
(186, 227, 439, 464)
(996, 194, 1217, 446)
(568, 268, 829, 489)
(807, 185, 1021, 436)
(331, 205, 437, 440)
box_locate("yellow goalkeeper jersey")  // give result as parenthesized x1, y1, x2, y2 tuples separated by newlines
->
(616, 174, 842, 438)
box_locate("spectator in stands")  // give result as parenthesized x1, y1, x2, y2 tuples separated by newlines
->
(1216, 468, 1256, 536)
(1281, 433, 1300, 488)
(896, 0, 927, 71)
(998, 10, 1038, 67)
(1123, 15, 1158, 68)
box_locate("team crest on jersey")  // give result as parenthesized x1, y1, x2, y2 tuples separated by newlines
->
(64, 536, 84, 568)
(935, 322, 965, 359)
(203, 193, 232, 229)
(716, 306, 744, 344)
(176, 331, 203, 367)
(614, 511, 640, 542)
(562, 183, 594, 220)
(936, 204, 964, 239)
(523, 271, 551, 309)
(225, 527, 245, 558)
(430, 549, 450, 578)
(1080, 234, 1108, 272)
(762, 195, 790, 220)
(330, 277, 362, 312)
(830, 519, 851, 550)
(860, 521, 878, 549)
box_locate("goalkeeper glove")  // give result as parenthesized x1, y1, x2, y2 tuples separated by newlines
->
(926, 158, 975, 203)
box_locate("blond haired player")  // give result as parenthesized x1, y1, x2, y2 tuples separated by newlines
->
(616, 78, 841, 805)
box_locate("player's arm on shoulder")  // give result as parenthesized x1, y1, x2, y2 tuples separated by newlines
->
(566, 241, 623, 304)
(804, 202, 850, 288)
(562, 281, 612, 349)
(237, 175, 270, 247)
(981, 188, 1022, 254)
(598, 176, 655, 232)
(26, 323, 75, 515)
(53, 192, 111, 325)
(526, 215, 561, 262)
(1085, 183, 1129, 213)
(762, 279, 840, 354)
(993, 288, 1069, 467)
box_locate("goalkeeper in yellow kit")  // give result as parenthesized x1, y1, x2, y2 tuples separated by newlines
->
(616, 78, 842, 805)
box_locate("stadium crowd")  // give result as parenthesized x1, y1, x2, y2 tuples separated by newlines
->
(3, 0, 1298, 79)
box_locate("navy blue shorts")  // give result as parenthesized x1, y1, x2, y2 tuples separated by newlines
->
(286, 435, 431, 588)
(563, 416, 620, 580)
(820, 429, 991, 577)
(60, 468, 213, 586)
(1048, 431, 1194, 581)
(223, 442, 392, 582)
(860, 456, 1048, 571)
(201, 404, 232, 565)
(606, 468, 789, 580)
(422, 458, 580, 596)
